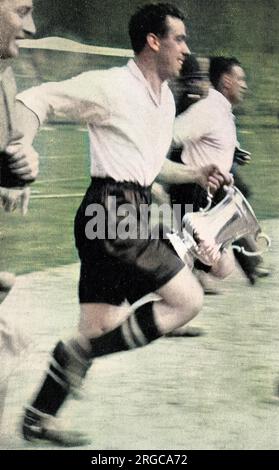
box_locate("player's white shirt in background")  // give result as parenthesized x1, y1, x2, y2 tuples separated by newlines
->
(173, 88, 237, 174)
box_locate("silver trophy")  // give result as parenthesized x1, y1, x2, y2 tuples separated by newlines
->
(167, 185, 271, 265)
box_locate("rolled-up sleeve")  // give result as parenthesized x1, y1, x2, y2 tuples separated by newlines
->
(16, 70, 110, 126)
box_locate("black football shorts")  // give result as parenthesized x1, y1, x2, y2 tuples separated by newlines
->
(74, 177, 184, 305)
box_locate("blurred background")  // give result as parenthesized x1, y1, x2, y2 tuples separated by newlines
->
(32, 0, 279, 54)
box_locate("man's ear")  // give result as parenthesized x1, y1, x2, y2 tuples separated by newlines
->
(222, 73, 232, 90)
(146, 33, 161, 52)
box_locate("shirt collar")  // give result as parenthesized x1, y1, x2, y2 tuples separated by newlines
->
(127, 58, 168, 107)
(209, 87, 233, 113)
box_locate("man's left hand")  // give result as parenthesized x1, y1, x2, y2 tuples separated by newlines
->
(196, 164, 233, 192)
(195, 238, 221, 266)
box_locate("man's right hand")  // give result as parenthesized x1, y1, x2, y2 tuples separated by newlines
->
(5, 142, 39, 183)
(196, 164, 233, 193)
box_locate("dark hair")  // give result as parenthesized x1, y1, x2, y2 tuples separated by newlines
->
(129, 3, 185, 54)
(209, 56, 241, 89)
(170, 55, 209, 116)
(179, 54, 208, 80)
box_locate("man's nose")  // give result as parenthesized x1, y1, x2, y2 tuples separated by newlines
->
(183, 42, 191, 55)
(23, 14, 36, 36)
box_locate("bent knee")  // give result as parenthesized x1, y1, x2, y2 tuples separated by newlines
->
(185, 280, 204, 317)
(175, 279, 204, 324)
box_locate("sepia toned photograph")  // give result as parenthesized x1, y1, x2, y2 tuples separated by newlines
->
(0, 0, 279, 452)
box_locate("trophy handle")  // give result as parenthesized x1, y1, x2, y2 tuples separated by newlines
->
(199, 187, 213, 213)
(232, 232, 271, 257)
(199, 184, 234, 213)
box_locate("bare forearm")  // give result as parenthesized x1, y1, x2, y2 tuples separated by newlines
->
(151, 181, 170, 205)
(15, 101, 40, 145)
(157, 159, 233, 192)
(3, 101, 40, 184)
(157, 159, 199, 185)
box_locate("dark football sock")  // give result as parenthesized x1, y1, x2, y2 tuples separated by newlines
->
(89, 301, 161, 358)
(30, 302, 160, 416)
(31, 340, 91, 416)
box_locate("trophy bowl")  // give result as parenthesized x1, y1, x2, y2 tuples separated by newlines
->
(180, 186, 271, 261)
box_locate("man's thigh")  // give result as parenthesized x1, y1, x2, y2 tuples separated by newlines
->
(156, 264, 202, 308)
(77, 237, 186, 337)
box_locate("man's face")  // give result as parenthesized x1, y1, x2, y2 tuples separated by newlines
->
(0, 0, 35, 59)
(157, 16, 190, 81)
(226, 65, 247, 105)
